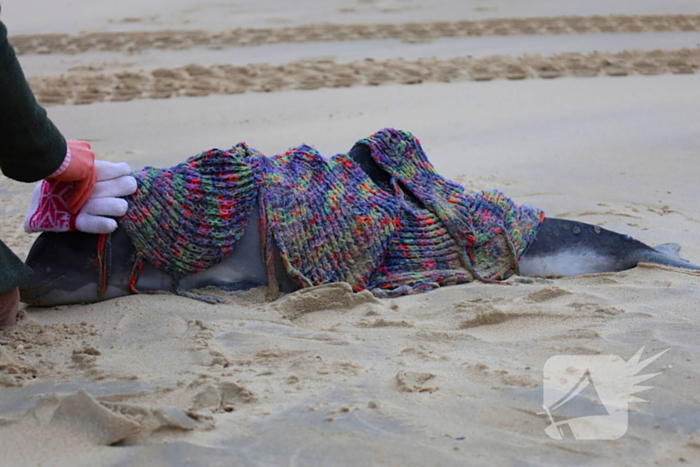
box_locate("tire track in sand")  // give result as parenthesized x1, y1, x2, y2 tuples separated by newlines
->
(12, 14, 700, 55)
(29, 48, 699, 106)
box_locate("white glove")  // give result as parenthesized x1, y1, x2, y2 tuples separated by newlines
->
(24, 160, 137, 234)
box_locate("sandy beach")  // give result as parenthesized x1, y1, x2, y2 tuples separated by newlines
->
(1, 1, 700, 465)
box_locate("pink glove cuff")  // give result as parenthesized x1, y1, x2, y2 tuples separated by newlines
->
(49, 146, 72, 178)
(24, 179, 78, 232)
(24, 160, 136, 234)
(23, 180, 120, 234)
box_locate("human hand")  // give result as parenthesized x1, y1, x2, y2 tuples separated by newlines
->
(49, 140, 98, 214)
(25, 161, 137, 234)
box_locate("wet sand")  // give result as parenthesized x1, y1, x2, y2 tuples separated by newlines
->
(1, 1, 700, 465)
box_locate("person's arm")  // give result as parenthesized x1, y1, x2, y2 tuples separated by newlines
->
(0, 20, 67, 182)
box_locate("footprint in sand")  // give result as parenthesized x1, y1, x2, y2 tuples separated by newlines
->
(395, 371, 437, 393)
(191, 381, 257, 413)
(357, 318, 413, 328)
(0, 346, 36, 387)
(525, 286, 573, 303)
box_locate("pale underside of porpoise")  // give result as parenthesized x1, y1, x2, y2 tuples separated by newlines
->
(19, 211, 700, 307)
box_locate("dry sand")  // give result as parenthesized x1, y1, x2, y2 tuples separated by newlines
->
(1, 1, 700, 466)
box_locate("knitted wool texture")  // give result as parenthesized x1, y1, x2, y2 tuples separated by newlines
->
(120, 145, 259, 279)
(256, 146, 401, 291)
(355, 129, 543, 296)
(119, 129, 544, 296)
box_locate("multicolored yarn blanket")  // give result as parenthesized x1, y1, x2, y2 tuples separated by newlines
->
(119, 128, 544, 298)
(120, 146, 259, 279)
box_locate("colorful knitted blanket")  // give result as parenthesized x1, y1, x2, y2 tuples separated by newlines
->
(120, 145, 259, 279)
(120, 128, 544, 297)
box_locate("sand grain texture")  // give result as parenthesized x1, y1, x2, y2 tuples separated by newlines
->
(1, 0, 700, 465)
(23, 48, 700, 106)
(10, 14, 700, 55)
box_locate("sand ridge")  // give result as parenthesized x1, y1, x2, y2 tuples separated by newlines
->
(26, 48, 700, 106)
(10, 14, 700, 55)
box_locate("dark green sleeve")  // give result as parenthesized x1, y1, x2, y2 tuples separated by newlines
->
(0, 20, 67, 182)
(0, 240, 32, 293)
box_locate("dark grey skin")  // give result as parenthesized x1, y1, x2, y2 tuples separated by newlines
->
(20, 206, 274, 306)
(518, 218, 700, 277)
(18, 145, 700, 306)
(19, 216, 700, 307)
